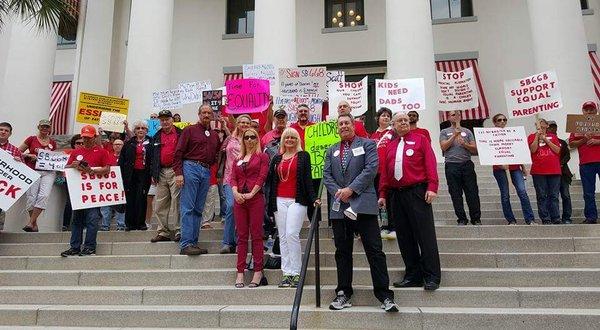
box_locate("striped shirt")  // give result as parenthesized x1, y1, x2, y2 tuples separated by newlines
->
(0, 141, 23, 160)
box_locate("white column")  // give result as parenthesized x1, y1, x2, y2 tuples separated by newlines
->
(385, 0, 441, 159)
(526, 0, 596, 135)
(71, 0, 115, 133)
(123, 0, 174, 122)
(253, 0, 297, 96)
(0, 18, 61, 232)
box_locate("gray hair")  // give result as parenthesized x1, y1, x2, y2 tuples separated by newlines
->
(132, 120, 148, 129)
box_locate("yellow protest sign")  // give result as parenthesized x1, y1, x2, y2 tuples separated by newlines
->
(305, 121, 340, 179)
(173, 122, 192, 130)
(76, 92, 129, 125)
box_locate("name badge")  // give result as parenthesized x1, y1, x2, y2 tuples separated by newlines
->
(406, 149, 414, 156)
(406, 141, 415, 145)
(48, 144, 54, 150)
(205, 131, 210, 137)
(461, 132, 467, 137)
(333, 150, 340, 157)
(352, 147, 365, 156)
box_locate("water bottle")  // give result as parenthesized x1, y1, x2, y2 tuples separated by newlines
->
(332, 198, 341, 212)
(379, 208, 388, 227)
(265, 235, 274, 254)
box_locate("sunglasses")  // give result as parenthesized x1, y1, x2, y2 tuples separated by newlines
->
(243, 135, 258, 140)
(495, 118, 508, 122)
(75, 141, 84, 145)
(135, 127, 147, 130)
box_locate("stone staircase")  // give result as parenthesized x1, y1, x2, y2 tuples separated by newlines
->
(0, 163, 599, 328)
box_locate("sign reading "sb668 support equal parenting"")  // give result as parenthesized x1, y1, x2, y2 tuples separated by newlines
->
(65, 166, 126, 210)
(0, 150, 40, 210)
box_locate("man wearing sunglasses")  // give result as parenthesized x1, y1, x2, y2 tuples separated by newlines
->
(407, 111, 431, 142)
(439, 111, 481, 226)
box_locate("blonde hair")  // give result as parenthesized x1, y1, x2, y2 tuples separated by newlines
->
(279, 127, 303, 154)
(239, 128, 262, 158)
(233, 114, 252, 138)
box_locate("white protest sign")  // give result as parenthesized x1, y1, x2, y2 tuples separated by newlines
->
(152, 89, 182, 110)
(65, 166, 126, 210)
(376, 78, 426, 112)
(474, 127, 532, 166)
(243, 64, 277, 86)
(0, 150, 40, 210)
(99, 111, 127, 133)
(35, 150, 70, 172)
(178, 80, 212, 105)
(326, 70, 345, 88)
(504, 70, 562, 118)
(279, 67, 328, 99)
(274, 96, 323, 123)
(329, 77, 369, 117)
(436, 67, 479, 111)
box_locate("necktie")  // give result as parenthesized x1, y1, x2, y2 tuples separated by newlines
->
(341, 141, 351, 171)
(394, 137, 404, 181)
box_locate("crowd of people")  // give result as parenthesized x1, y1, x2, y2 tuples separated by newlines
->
(1, 98, 599, 312)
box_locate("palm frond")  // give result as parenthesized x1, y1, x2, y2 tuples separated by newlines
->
(1, 0, 77, 34)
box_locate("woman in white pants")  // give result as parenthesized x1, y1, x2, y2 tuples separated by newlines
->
(266, 128, 320, 287)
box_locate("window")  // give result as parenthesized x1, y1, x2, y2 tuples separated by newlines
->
(226, 0, 255, 34)
(581, 0, 589, 10)
(430, 0, 473, 20)
(57, 0, 78, 46)
(325, 0, 364, 28)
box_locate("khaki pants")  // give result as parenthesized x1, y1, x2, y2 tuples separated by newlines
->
(155, 168, 180, 237)
(202, 185, 219, 224)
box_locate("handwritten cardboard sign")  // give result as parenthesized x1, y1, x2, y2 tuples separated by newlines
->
(65, 166, 126, 210)
(504, 70, 563, 118)
(328, 77, 368, 117)
(326, 70, 345, 87)
(566, 114, 600, 133)
(376, 78, 426, 112)
(225, 79, 270, 115)
(279, 67, 327, 99)
(99, 111, 127, 133)
(178, 80, 212, 105)
(243, 64, 277, 86)
(35, 150, 69, 172)
(202, 90, 223, 112)
(0, 150, 41, 210)
(305, 121, 340, 179)
(474, 127, 532, 166)
(152, 89, 182, 110)
(273, 96, 323, 123)
(76, 92, 129, 125)
(436, 67, 479, 111)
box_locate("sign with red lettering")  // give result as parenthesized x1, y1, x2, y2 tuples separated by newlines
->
(328, 77, 368, 117)
(474, 127, 532, 165)
(279, 67, 327, 99)
(504, 70, 563, 118)
(0, 150, 40, 210)
(436, 67, 479, 111)
(65, 166, 126, 210)
(274, 96, 323, 123)
(376, 78, 426, 112)
(225, 79, 271, 115)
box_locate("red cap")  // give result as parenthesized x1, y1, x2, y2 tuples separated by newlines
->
(582, 101, 598, 110)
(80, 125, 97, 138)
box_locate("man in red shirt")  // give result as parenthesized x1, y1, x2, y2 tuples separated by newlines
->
(150, 110, 183, 242)
(378, 112, 441, 291)
(261, 108, 287, 147)
(569, 101, 600, 224)
(290, 104, 315, 149)
(61, 125, 111, 257)
(407, 111, 431, 142)
(0, 122, 22, 230)
(337, 100, 368, 138)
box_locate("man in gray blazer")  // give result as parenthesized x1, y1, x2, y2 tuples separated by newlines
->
(323, 113, 398, 312)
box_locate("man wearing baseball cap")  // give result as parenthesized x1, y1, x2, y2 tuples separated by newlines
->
(569, 101, 600, 224)
(261, 107, 287, 147)
(61, 125, 111, 257)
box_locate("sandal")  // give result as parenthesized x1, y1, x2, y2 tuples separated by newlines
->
(248, 275, 268, 288)
(22, 226, 38, 232)
(234, 282, 245, 288)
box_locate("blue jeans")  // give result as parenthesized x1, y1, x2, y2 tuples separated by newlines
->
(70, 207, 101, 250)
(580, 162, 600, 221)
(532, 175, 561, 223)
(100, 206, 125, 230)
(222, 184, 236, 247)
(493, 169, 535, 223)
(179, 161, 211, 249)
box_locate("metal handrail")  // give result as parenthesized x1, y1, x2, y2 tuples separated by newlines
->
(289, 181, 324, 330)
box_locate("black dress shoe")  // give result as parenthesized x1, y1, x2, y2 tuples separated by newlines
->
(471, 220, 482, 226)
(424, 281, 439, 291)
(393, 279, 423, 288)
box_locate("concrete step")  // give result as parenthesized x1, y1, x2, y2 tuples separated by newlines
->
(1, 252, 599, 271)
(0, 304, 598, 329)
(0, 268, 599, 287)
(0, 286, 598, 309)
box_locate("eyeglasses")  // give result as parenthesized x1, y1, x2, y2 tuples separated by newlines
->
(75, 141, 84, 145)
(449, 113, 457, 117)
(243, 135, 258, 140)
(150, 116, 158, 119)
(495, 118, 508, 122)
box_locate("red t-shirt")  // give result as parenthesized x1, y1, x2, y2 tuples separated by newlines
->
(160, 129, 178, 167)
(568, 133, 600, 165)
(107, 153, 119, 166)
(527, 133, 561, 175)
(370, 129, 393, 175)
(354, 121, 368, 138)
(67, 145, 110, 167)
(411, 127, 432, 142)
(23, 136, 57, 169)
(103, 141, 114, 154)
(134, 142, 145, 170)
(277, 156, 298, 198)
(290, 122, 314, 150)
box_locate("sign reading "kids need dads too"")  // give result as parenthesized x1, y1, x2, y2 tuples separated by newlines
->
(504, 70, 563, 118)
(65, 166, 126, 210)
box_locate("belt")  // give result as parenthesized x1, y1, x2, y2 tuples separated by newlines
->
(184, 159, 210, 168)
(391, 182, 427, 192)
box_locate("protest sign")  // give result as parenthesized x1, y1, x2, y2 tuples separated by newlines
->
(146, 119, 161, 137)
(243, 64, 277, 86)
(65, 166, 126, 210)
(326, 70, 345, 87)
(504, 70, 562, 118)
(0, 150, 40, 210)
(152, 89, 182, 110)
(225, 79, 270, 115)
(178, 80, 212, 105)
(173, 122, 192, 130)
(436, 67, 479, 111)
(305, 121, 340, 179)
(375, 78, 426, 113)
(566, 114, 600, 134)
(99, 111, 127, 133)
(202, 90, 223, 112)
(273, 96, 323, 123)
(279, 67, 327, 99)
(76, 92, 129, 125)
(35, 150, 69, 172)
(328, 77, 368, 117)
(474, 127, 532, 166)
